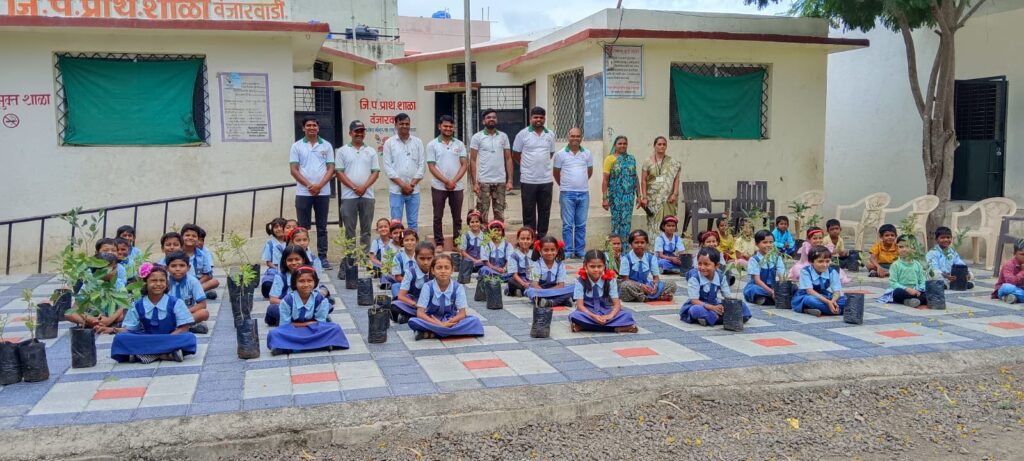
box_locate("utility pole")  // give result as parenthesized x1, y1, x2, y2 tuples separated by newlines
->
(463, 0, 474, 204)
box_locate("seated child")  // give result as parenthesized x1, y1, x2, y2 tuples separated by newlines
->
(389, 229, 420, 285)
(568, 250, 637, 333)
(286, 227, 333, 303)
(260, 217, 288, 298)
(180, 224, 220, 297)
(792, 245, 847, 316)
(680, 247, 751, 326)
(788, 227, 824, 281)
(102, 263, 197, 363)
(878, 235, 929, 307)
(733, 219, 757, 263)
(772, 215, 797, 257)
(115, 238, 133, 274)
(267, 266, 348, 355)
(716, 218, 738, 262)
(265, 245, 310, 326)
(408, 253, 484, 340)
(66, 251, 127, 329)
(691, 231, 735, 287)
(606, 233, 623, 274)
(459, 210, 486, 271)
(164, 251, 211, 334)
(524, 236, 575, 307)
(620, 229, 677, 302)
(825, 219, 850, 260)
(369, 218, 394, 274)
(867, 224, 899, 277)
(284, 218, 299, 236)
(506, 227, 535, 297)
(391, 242, 435, 323)
(743, 230, 786, 306)
(994, 240, 1024, 303)
(926, 226, 974, 290)
(116, 225, 143, 269)
(479, 221, 514, 280)
(655, 216, 686, 274)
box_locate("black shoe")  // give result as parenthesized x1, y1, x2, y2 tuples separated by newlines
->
(966, 281, 975, 289)
(189, 322, 209, 334)
(205, 290, 217, 300)
(804, 309, 822, 317)
(270, 348, 288, 356)
(322, 260, 334, 271)
(414, 331, 426, 341)
(397, 314, 410, 324)
(697, 318, 708, 327)
(868, 270, 879, 278)
(754, 296, 767, 306)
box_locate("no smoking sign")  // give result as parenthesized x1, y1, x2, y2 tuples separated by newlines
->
(2, 113, 18, 129)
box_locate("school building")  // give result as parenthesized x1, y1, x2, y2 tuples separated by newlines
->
(0, 1, 867, 271)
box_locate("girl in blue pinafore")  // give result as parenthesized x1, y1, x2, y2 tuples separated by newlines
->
(569, 250, 638, 333)
(286, 227, 334, 305)
(391, 241, 435, 324)
(743, 230, 786, 305)
(619, 230, 677, 303)
(266, 245, 310, 326)
(408, 254, 484, 340)
(459, 211, 486, 272)
(267, 266, 349, 355)
(655, 216, 686, 274)
(506, 227, 536, 297)
(680, 248, 751, 327)
(260, 217, 288, 299)
(388, 229, 420, 287)
(478, 221, 514, 281)
(524, 236, 575, 308)
(792, 245, 847, 317)
(104, 263, 197, 364)
(369, 218, 396, 275)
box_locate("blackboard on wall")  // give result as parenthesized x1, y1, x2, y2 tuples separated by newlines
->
(583, 73, 603, 141)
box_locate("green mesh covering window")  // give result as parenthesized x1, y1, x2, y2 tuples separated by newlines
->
(58, 55, 206, 146)
(669, 63, 768, 140)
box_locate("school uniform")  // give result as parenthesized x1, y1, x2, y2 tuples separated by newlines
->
(619, 251, 677, 302)
(384, 250, 416, 285)
(792, 266, 846, 315)
(266, 291, 348, 353)
(260, 238, 286, 298)
(368, 237, 389, 269)
(742, 252, 785, 304)
(679, 271, 751, 326)
(459, 230, 485, 270)
(569, 277, 635, 332)
(408, 280, 484, 338)
(168, 273, 206, 308)
(187, 248, 213, 279)
(264, 271, 292, 326)
(505, 248, 533, 295)
(478, 240, 514, 280)
(926, 245, 973, 289)
(772, 228, 797, 256)
(524, 259, 574, 306)
(391, 264, 432, 320)
(110, 295, 197, 363)
(655, 233, 686, 273)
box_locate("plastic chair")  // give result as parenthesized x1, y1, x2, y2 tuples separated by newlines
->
(680, 181, 730, 243)
(789, 190, 825, 236)
(881, 195, 939, 245)
(951, 197, 1018, 270)
(731, 181, 775, 229)
(835, 192, 891, 250)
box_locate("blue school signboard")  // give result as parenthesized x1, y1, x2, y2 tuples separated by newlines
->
(583, 73, 603, 141)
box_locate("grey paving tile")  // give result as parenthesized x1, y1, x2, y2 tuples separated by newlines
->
(133, 405, 189, 420)
(562, 368, 610, 381)
(391, 383, 436, 396)
(436, 379, 484, 392)
(17, 413, 73, 429)
(194, 388, 242, 403)
(522, 373, 569, 385)
(0, 405, 31, 418)
(480, 375, 527, 388)
(75, 410, 134, 425)
(293, 391, 344, 407)
(382, 372, 431, 385)
(343, 387, 392, 401)
(242, 396, 292, 411)
(550, 360, 594, 372)
(188, 400, 241, 416)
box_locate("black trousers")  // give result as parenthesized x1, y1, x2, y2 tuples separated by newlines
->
(295, 195, 330, 260)
(892, 288, 927, 305)
(520, 182, 553, 237)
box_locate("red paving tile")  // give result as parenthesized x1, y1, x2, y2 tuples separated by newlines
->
(1, 337, 22, 344)
(93, 387, 147, 400)
(877, 329, 919, 339)
(552, 306, 569, 312)
(613, 347, 659, 358)
(646, 300, 675, 306)
(462, 358, 507, 370)
(752, 338, 797, 348)
(291, 372, 338, 385)
(989, 322, 1024, 330)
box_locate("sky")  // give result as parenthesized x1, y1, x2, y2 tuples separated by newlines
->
(398, 1, 793, 38)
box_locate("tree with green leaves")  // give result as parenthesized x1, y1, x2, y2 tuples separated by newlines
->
(748, 0, 989, 236)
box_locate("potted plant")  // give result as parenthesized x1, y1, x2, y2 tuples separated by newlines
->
(721, 261, 746, 331)
(368, 247, 397, 344)
(947, 227, 971, 291)
(0, 314, 20, 385)
(66, 256, 143, 369)
(481, 274, 504, 310)
(333, 233, 362, 290)
(17, 291, 48, 382)
(529, 265, 553, 338)
(767, 248, 795, 310)
(355, 247, 375, 306)
(211, 231, 260, 359)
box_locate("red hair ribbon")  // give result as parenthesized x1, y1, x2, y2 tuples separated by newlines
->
(664, 216, 678, 223)
(468, 210, 482, 218)
(807, 228, 824, 239)
(295, 265, 317, 274)
(286, 226, 307, 242)
(488, 220, 505, 230)
(700, 230, 720, 243)
(602, 268, 617, 281)
(534, 240, 542, 252)
(557, 240, 565, 250)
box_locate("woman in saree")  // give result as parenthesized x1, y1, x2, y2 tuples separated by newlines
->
(638, 136, 681, 234)
(601, 135, 639, 239)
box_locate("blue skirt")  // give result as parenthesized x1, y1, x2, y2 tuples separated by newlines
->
(478, 266, 512, 280)
(267, 322, 349, 352)
(408, 315, 484, 338)
(679, 301, 752, 325)
(525, 285, 575, 305)
(391, 300, 418, 317)
(381, 274, 399, 285)
(792, 292, 847, 314)
(658, 258, 683, 273)
(111, 331, 197, 363)
(569, 299, 636, 332)
(265, 304, 280, 326)
(743, 283, 774, 304)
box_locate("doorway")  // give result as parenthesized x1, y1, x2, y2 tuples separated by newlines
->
(952, 76, 1007, 201)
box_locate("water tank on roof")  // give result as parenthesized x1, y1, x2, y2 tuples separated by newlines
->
(432, 10, 451, 19)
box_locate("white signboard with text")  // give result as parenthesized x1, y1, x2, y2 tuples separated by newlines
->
(603, 45, 643, 98)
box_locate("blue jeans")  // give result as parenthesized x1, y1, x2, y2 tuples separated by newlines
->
(389, 192, 420, 232)
(997, 284, 1024, 302)
(559, 191, 588, 257)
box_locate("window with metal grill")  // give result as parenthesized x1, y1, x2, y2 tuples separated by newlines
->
(669, 63, 769, 140)
(550, 68, 584, 140)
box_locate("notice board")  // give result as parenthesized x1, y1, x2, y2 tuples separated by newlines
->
(218, 72, 272, 142)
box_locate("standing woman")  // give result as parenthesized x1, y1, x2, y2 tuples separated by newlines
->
(639, 136, 681, 233)
(602, 135, 639, 239)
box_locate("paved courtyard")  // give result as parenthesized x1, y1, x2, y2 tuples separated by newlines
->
(0, 264, 1021, 431)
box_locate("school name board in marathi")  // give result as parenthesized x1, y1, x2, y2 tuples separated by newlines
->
(2, 0, 287, 21)
(604, 45, 643, 98)
(218, 73, 271, 143)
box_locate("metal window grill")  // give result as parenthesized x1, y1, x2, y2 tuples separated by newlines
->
(479, 86, 525, 111)
(669, 62, 770, 140)
(54, 52, 210, 145)
(551, 68, 584, 140)
(955, 78, 1005, 141)
(293, 86, 334, 113)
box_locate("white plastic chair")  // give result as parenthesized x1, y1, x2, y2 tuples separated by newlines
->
(788, 190, 825, 237)
(835, 192, 891, 250)
(881, 195, 939, 245)
(951, 197, 1019, 270)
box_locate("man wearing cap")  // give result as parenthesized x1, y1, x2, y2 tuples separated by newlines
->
(290, 116, 335, 268)
(470, 108, 512, 222)
(335, 120, 380, 247)
(426, 115, 468, 248)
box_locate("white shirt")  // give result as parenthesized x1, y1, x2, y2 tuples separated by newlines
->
(426, 136, 467, 191)
(512, 127, 555, 184)
(382, 135, 426, 195)
(553, 145, 593, 192)
(289, 137, 335, 197)
(470, 129, 510, 184)
(335, 143, 381, 199)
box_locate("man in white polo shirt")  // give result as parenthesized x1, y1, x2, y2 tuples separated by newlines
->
(426, 115, 468, 248)
(289, 116, 335, 269)
(381, 113, 425, 231)
(553, 127, 593, 259)
(512, 106, 556, 237)
(335, 120, 380, 247)
(470, 108, 512, 223)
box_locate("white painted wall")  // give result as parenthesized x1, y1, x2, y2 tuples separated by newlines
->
(397, 16, 490, 54)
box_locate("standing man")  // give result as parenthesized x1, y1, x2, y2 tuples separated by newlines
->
(469, 108, 512, 222)
(381, 113, 425, 231)
(512, 106, 556, 237)
(426, 115, 468, 248)
(335, 120, 380, 248)
(290, 116, 335, 270)
(553, 127, 592, 259)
